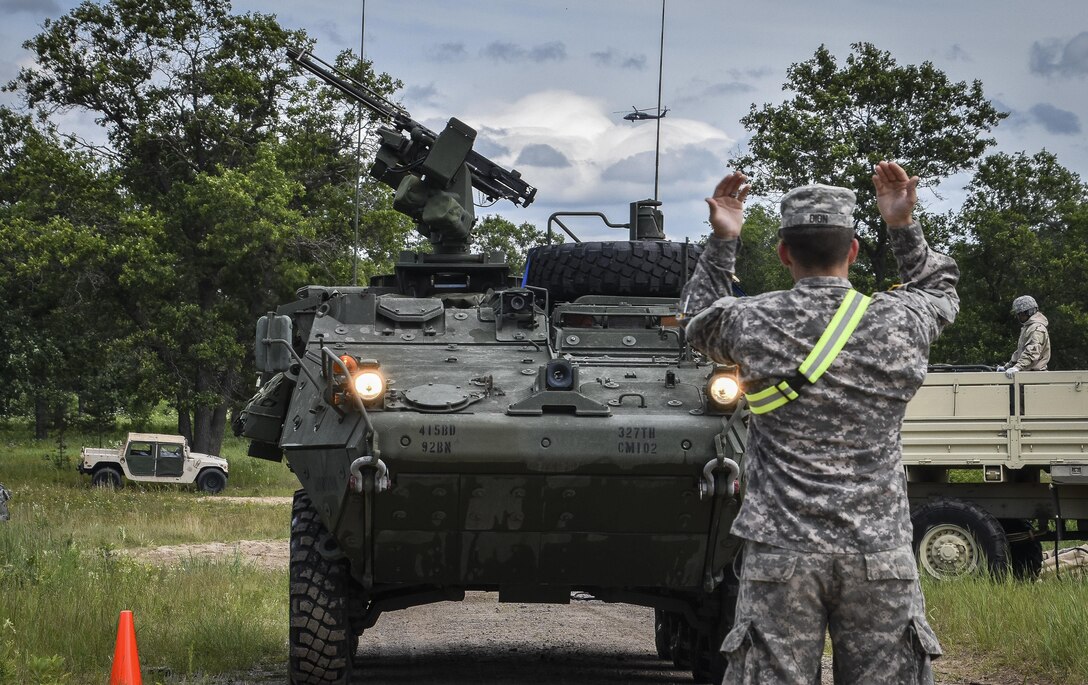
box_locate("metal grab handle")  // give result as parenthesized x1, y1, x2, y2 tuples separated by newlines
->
(608, 393, 646, 408)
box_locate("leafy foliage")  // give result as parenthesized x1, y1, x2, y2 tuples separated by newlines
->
(729, 43, 1005, 289)
(937, 151, 1088, 367)
(2, 0, 409, 451)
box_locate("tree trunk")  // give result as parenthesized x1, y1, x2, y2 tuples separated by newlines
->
(177, 394, 193, 445)
(34, 395, 49, 440)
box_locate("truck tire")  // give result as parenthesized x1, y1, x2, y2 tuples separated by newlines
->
(911, 498, 1011, 579)
(525, 240, 703, 303)
(91, 466, 123, 489)
(196, 469, 227, 494)
(289, 490, 356, 685)
(1000, 519, 1043, 579)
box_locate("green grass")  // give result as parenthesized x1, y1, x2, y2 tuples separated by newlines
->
(923, 574, 1088, 682)
(0, 421, 295, 683)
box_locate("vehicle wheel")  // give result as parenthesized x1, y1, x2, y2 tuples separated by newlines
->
(690, 588, 732, 685)
(653, 608, 674, 660)
(911, 498, 1011, 579)
(1000, 519, 1043, 579)
(525, 240, 703, 303)
(196, 469, 227, 494)
(289, 490, 356, 685)
(91, 467, 123, 490)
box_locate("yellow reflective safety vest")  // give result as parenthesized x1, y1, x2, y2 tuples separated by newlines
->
(746, 289, 872, 415)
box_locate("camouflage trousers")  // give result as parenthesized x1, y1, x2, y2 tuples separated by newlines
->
(720, 540, 941, 685)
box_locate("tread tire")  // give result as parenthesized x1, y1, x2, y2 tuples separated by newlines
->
(289, 490, 356, 685)
(196, 469, 227, 494)
(91, 466, 123, 489)
(525, 240, 703, 303)
(911, 498, 1011, 579)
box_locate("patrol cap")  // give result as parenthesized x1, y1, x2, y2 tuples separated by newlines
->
(780, 183, 856, 231)
(1011, 295, 1038, 314)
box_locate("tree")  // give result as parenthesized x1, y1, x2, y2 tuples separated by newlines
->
(729, 43, 1005, 289)
(7, 0, 403, 453)
(472, 215, 555, 275)
(732, 204, 793, 296)
(937, 151, 1088, 367)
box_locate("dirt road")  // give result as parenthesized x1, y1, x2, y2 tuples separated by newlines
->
(127, 537, 1027, 685)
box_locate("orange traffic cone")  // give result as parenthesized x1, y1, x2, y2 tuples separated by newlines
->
(109, 610, 142, 685)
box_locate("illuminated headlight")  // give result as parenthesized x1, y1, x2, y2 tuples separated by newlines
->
(707, 372, 741, 408)
(352, 371, 385, 402)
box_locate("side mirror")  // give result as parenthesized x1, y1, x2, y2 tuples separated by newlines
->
(255, 314, 294, 373)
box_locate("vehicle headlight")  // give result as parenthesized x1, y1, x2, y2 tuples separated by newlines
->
(706, 370, 742, 409)
(352, 370, 385, 402)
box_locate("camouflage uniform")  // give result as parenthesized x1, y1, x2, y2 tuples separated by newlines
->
(680, 184, 959, 684)
(1006, 311, 1050, 371)
(0, 482, 10, 522)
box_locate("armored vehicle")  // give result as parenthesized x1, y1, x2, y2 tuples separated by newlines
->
(78, 432, 229, 493)
(237, 48, 746, 684)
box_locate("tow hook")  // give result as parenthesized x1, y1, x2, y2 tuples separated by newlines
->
(699, 453, 739, 500)
(349, 455, 391, 493)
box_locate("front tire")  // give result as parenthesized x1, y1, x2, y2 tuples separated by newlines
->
(196, 469, 227, 494)
(911, 498, 1011, 579)
(289, 490, 356, 685)
(91, 466, 123, 489)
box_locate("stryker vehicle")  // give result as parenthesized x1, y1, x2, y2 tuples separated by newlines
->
(236, 48, 744, 684)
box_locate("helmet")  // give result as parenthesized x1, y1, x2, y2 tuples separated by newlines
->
(1011, 295, 1038, 314)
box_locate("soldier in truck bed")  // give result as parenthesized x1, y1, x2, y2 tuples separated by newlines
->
(998, 295, 1051, 377)
(680, 161, 959, 684)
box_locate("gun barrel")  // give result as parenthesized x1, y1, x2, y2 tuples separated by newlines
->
(287, 46, 536, 209)
(287, 47, 412, 129)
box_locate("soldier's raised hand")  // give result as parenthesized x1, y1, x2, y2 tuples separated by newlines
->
(872, 161, 918, 227)
(706, 172, 750, 239)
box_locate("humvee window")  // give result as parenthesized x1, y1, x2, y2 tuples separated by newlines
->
(127, 442, 153, 457)
(159, 444, 183, 458)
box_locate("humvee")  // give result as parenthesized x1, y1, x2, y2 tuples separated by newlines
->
(78, 432, 229, 494)
(236, 48, 745, 684)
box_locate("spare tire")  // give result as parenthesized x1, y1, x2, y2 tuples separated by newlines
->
(525, 240, 703, 303)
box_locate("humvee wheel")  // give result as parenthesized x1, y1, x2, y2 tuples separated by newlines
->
(289, 490, 356, 685)
(912, 498, 1010, 579)
(525, 240, 703, 303)
(91, 466, 123, 489)
(196, 469, 227, 494)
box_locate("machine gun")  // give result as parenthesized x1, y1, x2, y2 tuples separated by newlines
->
(287, 47, 536, 273)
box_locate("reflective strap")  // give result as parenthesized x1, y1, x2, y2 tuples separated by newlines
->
(797, 290, 872, 383)
(747, 290, 871, 416)
(747, 380, 800, 414)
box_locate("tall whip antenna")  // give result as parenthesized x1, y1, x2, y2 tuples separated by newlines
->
(352, 0, 367, 286)
(653, 0, 666, 202)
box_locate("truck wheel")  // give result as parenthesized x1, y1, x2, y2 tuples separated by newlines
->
(911, 498, 1011, 579)
(289, 490, 356, 685)
(1000, 519, 1043, 579)
(196, 469, 227, 494)
(689, 587, 732, 685)
(525, 240, 703, 303)
(91, 466, 123, 489)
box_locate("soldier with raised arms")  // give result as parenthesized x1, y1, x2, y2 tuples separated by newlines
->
(680, 161, 959, 683)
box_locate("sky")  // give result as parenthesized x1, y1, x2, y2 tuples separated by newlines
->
(2, 0, 1087, 243)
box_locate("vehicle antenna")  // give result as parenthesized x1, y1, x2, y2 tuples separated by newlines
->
(653, 0, 666, 202)
(352, 0, 366, 286)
